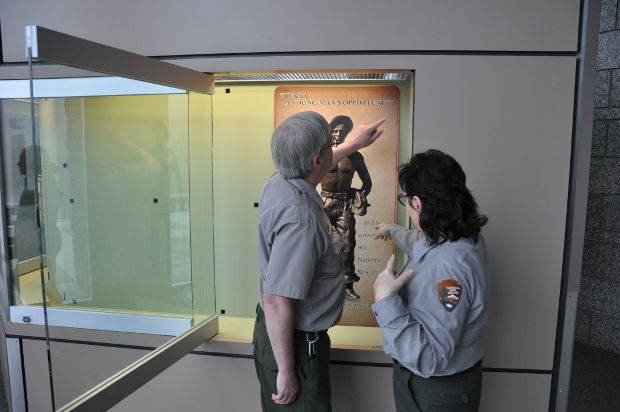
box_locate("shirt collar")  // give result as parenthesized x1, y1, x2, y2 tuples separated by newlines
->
(279, 174, 324, 208)
(410, 235, 438, 264)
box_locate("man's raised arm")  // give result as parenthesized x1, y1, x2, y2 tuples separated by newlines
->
(332, 118, 385, 166)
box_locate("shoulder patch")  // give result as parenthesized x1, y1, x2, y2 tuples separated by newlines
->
(436, 279, 462, 312)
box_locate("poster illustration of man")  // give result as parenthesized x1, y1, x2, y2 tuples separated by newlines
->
(320, 115, 371, 300)
(275, 86, 400, 325)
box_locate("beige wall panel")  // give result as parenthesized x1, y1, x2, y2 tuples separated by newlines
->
(481, 372, 551, 412)
(22, 339, 52, 411)
(331, 368, 552, 412)
(0, 320, 12, 409)
(20, 339, 259, 411)
(21, 338, 551, 411)
(50, 342, 148, 407)
(111, 354, 261, 412)
(411, 56, 575, 371)
(331, 364, 395, 411)
(114, 359, 551, 412)
(22, 339, 148, 409)
(0, 0, 580, 62)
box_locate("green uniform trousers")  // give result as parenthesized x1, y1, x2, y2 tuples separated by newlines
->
(393, 360, 482, 412)
(253, 306, 332, 412)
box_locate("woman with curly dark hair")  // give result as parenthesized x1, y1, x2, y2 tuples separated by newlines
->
(372, 149, 489, 412)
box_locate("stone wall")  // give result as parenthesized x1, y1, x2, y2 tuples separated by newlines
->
(576, 0, 620, 354)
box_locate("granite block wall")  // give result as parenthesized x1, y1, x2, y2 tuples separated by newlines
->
(576, 0, 620, 354)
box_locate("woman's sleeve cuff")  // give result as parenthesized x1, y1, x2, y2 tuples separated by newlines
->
(371, 293, 408, 326)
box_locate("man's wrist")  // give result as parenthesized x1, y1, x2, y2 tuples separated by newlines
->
(341, 139, 360, 153)
(278, 368, 295, 375)
(351, 139, 363, 152)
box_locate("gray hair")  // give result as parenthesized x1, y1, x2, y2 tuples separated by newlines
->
(271, 111, 331, 179)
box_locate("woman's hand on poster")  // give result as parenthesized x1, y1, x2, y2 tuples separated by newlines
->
(374, 255, 414, 302)
(373, 223, 391, 241)
(349, 118, 385, 151)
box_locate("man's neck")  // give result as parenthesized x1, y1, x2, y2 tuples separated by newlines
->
(304, 174, 320, 188)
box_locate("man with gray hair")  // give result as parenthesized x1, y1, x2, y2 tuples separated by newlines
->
(254, 111, 384, 411)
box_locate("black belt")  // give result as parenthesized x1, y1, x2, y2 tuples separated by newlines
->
(294, 329, 328, 335)
(393, 359, 482, 376)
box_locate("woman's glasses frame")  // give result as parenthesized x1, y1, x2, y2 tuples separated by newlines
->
(397, 193, 410, 207)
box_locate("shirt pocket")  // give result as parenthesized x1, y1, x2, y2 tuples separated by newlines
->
(315, 231, 342, 277)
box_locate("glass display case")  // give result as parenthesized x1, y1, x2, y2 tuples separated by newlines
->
(0, 25, 221, 410)
(0, 25, 413, 410)
(2, 70, 215, 335)
(2, 72, 414, 335)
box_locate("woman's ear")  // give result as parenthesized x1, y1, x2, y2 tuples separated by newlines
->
(412, 196, 422, 213)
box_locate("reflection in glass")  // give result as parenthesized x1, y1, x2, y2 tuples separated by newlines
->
(1, 99, 42, 304)
(1, 79, 215, 320)
(37, 93, 192, 315)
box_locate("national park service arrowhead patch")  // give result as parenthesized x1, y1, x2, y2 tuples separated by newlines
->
(437, 279, 462, 312)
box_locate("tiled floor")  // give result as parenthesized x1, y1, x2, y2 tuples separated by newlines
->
(568, 343, 620, 411)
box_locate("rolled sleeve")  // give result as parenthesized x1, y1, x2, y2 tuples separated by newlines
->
(263, 219, 323, 300)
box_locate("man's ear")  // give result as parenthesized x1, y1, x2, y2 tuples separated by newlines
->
(312, 154, 322, 169)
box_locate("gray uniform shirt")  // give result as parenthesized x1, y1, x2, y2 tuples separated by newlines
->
(372, 224, 489, 378)
(257, 173, 345, 332)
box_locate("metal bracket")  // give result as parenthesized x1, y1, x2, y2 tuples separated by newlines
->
(23, 25, 213, 94)
(24, 25, 38, 59)
(10, 305, 193, 336)
(6, 338, 26, 412)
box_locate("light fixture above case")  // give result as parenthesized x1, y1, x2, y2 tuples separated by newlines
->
(215, 71, 410, 82)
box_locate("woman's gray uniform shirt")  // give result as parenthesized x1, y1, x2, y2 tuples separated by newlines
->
(257, 173, 345, 332)
(372, 224, 489, 378)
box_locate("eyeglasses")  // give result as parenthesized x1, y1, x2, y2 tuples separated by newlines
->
(397, 193, 410, 207)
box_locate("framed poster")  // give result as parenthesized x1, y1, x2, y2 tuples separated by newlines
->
(275, 86, 400, 326)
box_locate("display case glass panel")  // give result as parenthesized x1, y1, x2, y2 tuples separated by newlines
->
(0, 26, 221, 410)
(1, 72, 216, 331)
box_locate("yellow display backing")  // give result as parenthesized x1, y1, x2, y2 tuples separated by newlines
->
(215, 316, 385, 351)
(212, 78, 414, 323)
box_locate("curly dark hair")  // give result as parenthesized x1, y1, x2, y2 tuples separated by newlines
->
(329, 115, 353, 135)
(398, 149, 488, 245)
